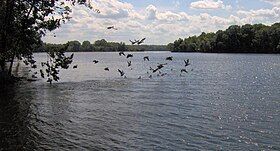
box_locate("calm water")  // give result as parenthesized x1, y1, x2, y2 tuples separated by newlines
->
(0, 52, 279, 150)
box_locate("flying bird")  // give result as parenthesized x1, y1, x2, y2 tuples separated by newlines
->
(137, 38, 146, 45)
(127, 54, 133, 58)
(93, 60, 99, 64)
(119, 51, 125, 56)
(181, 69, 188, 73)
(127, 61, 132, 67)
(73, 65, 78, 69)
(143, 56, 149, 61)
(153, 63, 167, 73)
(104, 67, 109, 71)
(166, 56, 173, 61)
(138, 76, 142, 79)
(107, 26, 117, 30)
(118, 69, 125, 77)
(129, 40, 139, 45)
(184, 59, 190, 67)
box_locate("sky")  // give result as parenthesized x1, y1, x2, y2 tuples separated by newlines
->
(43, 0, 280, 45)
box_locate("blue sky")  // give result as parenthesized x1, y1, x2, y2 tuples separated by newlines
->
(43, 0, 280, 45)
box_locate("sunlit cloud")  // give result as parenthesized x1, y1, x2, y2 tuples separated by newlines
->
(43, 0, 280, 45)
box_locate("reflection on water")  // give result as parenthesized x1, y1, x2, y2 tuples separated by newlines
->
(0, 52, 280, 150)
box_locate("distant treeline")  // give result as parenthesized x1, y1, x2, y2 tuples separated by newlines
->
(36, 39, 168, 52)
(168, 23, 280, 53)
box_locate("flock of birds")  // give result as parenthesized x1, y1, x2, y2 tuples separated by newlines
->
(71, 50, 192, 80)
(67, 25, 192, 79)
(44, 7, 192, 80)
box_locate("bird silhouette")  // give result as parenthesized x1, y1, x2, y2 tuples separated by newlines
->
(104, 67, 109, 71)
(181, 69, 188, 73)
(149, 75, 152, 78)
(129, 40, 139, 45)
(166, 56, 173, 61)
(184, 59, 190, 67)
(127, 61, 132, 67)
(152, 63, 167, 73)
(107, 26, 117, 30)
(127, 54, 133, 58)
(138, 76, 142, 79)
(93, 60, 99, 64)
(137, 38, 146, 45)
(118, 69, 125, 76)
(73, 65, 78, 69)
(119, 51, 126, 56)
(143, 56, 149, 61)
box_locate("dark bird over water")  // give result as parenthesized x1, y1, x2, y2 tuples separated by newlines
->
(144, 56, 149, 61)
(73, 65, 78, 69)
(181, 69, 188, 73)
(184, 59, 190, 67)
(107, 26, 117, 30)
(119, 51, 125, 56)
(104, 67, 109, 71)
(166, 56, 173, 61)
(93, 60, 99, 64)
(118, 69, 125, 76)
(153, 63, 167, 73)
(127, 54, 133, 58)
(127, 61, 132, 67)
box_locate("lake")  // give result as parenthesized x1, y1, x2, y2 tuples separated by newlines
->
(0, 52, 279, 150)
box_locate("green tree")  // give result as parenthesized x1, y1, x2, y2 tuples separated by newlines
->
(67, 41, 81, 52)
(82, 41, 92, 51)
(169, 23, 280, 53)
(0, 0, 93, 83)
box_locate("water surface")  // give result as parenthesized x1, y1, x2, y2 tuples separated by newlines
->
(0, 52, 279, 150)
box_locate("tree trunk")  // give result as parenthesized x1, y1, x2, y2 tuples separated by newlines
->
(8, 54, 15, 75)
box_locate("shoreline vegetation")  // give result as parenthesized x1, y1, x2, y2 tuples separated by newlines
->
(36, 39, 169, 52)
(168, 23, 280, 53)
(38, 23, 280, 54)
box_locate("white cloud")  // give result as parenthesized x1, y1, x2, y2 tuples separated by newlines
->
(146, 5, 157, 20)
(190, 0, 232, 10)
(261, 0, 280, 6)
(237, 7, 280, 19)
(42, 0, 280, 45)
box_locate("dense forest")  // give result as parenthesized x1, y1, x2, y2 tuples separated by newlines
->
(168, 23, 280, 53)
(36, 39, 168, 52)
